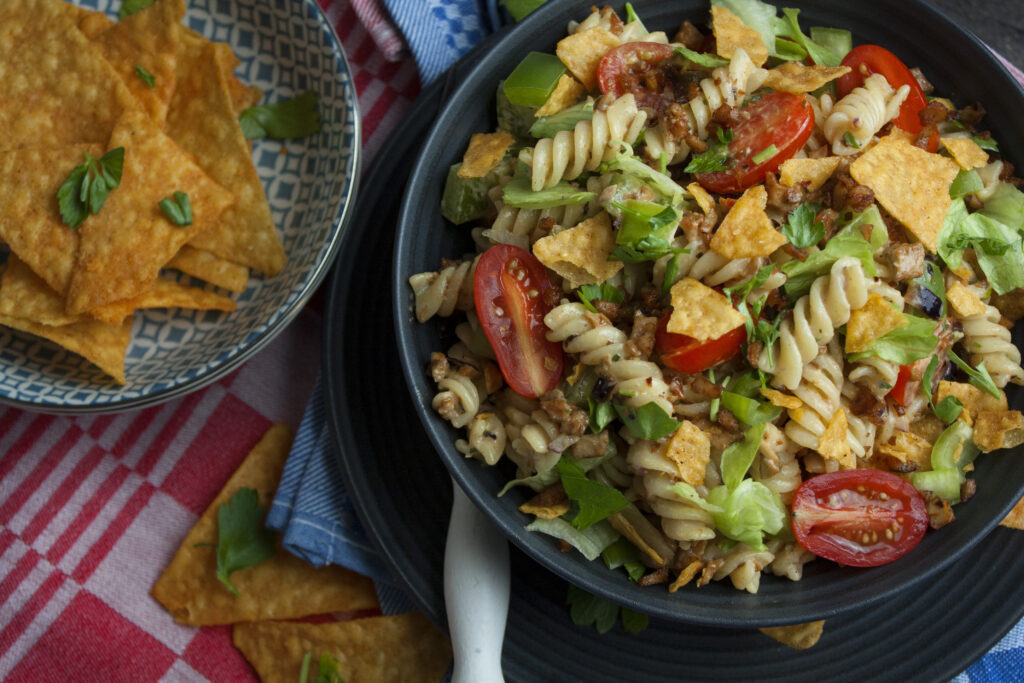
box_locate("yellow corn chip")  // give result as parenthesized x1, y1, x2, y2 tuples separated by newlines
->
(93, 0, 184, 126)
(760, 387, 802, 410)
(669, 560, 704, 592)
(65, 4, 115, 39)
(0, 256, 79, 327)
(779, 157, 841, 192)
(536, 74, 585, 116)
(877, 431, 933, 470)
(607, 512, 667, 567)
(531, 212, 623, 287)
(687, 182, 715, 214)
(942, 137, 990, 170)
(556, 27, 620, 90)
(946, 281, 987, 318)
(166, 245, 250, 293)
(667, 278, 745, 341)
(0, 312, 131, 384)
(457, 131, 515, 179)
(973, 410, 1024, 453)
(202, 30, 264, 115)
(518, 493, 570, 519)
(151, 424, 379, 624)
(232, 613, 452, 683)
(710, 185, 787, 259)
(90, 278, 238, 325)
(167, 40, 286, 276)
(818, 409, 854, 469)
(844, 293, 908, 354)
(1001, 496, 1024, 530)
(937, 381, 1007, 422)
(759, 621, 826, 650)
(849, 136, 959, 253)
(764, 62, 850, 93)
(711, 6, 769, 67)
(664, 420, 711, 486)
(67, 109, 236, 314)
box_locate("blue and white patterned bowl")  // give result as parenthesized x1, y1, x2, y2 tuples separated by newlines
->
(0, 0, 359, 413)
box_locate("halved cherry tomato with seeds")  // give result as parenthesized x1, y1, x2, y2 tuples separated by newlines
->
(655, 313, 746, 374)
(474, 245, 563, 398)
(791, 469, 929, 567)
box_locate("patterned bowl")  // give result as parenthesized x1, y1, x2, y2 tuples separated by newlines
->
(0, 0, 358, 413)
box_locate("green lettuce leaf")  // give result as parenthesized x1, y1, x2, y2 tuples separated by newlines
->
(773, 8, 842, 66)
(847, 314, 938, 365)
(938, 201, 1024, 294)
(706, 479, 787, 551)
(529, 99, 594, 138)
(720, 424, 767, 490)
(525, 517, 619, 560)
(501, 173, 596, 209)
(557, 458, 629, 530)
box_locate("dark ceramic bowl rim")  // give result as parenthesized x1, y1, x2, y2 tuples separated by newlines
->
(393, 0, 1024, 627)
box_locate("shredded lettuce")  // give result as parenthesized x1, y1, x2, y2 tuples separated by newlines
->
(720, 424, 767, 490)
(706, 479, 787, 551)
(498, 469, 559, 496)
(674, 46, 728, 68)
(978, 181, 1024, 230)
(529, 99, 594, 138)
(950, 169, 984, 199)
(809, 26, 852, 62)
(938, 198, 1024, 294)
(501, 173, 596, 209)
(601, 143, 686, 206)
(847, 314, 938, 365)
(525, 517, 619, 560)
(720, 392, 782, 427)
(773, 8, 843, 66)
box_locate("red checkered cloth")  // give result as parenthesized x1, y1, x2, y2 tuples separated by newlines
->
(0, 1, 418, 680)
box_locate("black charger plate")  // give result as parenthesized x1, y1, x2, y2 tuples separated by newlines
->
(323, 43, 1024, 683)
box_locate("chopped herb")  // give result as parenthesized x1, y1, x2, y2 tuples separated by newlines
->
(135, 64, 156, 88)
(119, 0, 155, 19)
(948, 349, 1002, 399)
(499, 0, 547, 22)
(922, 355, 963, 423)
(578, 283, 625, 313)
(209, 487, 276, 595)
(708, 369, 721, 422)
(610, 236, 688, 264)
(661, 253, 681, 297)
(613, 402, 680, 440)
(158, 191, 193, 226)
(588, 399, 616, 434)
(673, 45, 729, 68)
(601, 538, 646, 583)
(752, 144, 778, 164)
(239, 91, 321, 140)
(56, 147, 125, 229)
(842, 131, 861, 149)
(781, 202, 826, 248)
(684, 128, 732, 174)
(556, 458, 629, 530)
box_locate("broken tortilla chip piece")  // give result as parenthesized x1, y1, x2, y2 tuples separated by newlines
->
(151, 424, 379, 625)
(764, 62, 850, 93)
(0, 253, 80, 328)
(667, 278, 745, 341)
(844, 293, 908, 354)
(937, 381, 1007, 423)
(0, 312, 131, 384)
(457, 132, 515, 179)
(942, 137, 990, 170)
(1001, 496, 1024, 530)
(760, 387, 802, 410)
(536, 74, 585, 117)
(710, 185, 787, 259)
(687, 182, 715, 214)
(664, 420, 711, 487)
(876, 431, 933, 472)
(945, 281, 987, 318)
(166, 245, 250, 293)
(850, 136, 959, 253)
(711, 6, 769, 67)
(779, 157, 841, 192)
(89, 278, 238, 325)
(556, 27, 619, 90)
(532, 212, 623, 287)
(819, 409, 854, 469)
(760, 621, 826, 650)
(973, 410, 1024, 453)
(232, 613, 452, 683)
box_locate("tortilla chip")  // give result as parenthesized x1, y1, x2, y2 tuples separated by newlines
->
(779, 157, 841, 192)
(0, 312, 131, 384)
(90, 278, 238, 325)
(531, 212, 623, 287)
(973, 410, 1024, 453)
(151, 424, 379, 625)
(849, 136, 960, 253)
(166, 245, 250, 293)
(0, 144, 100, 295)
(607, 511, 667, 567)
(669, 560, 704, 592)
(818, 409, 854, 469)
(990, 290, 1024, 323)
(93, 0, 184, 126)
(1001, 496, 1024, 530)
(66, 109, 236, 314)
(764, 62, 850, 93)
(687, 182, 715, 214)
(0, 255, 80, 327)
(942, 137, 990, 170)
(711, 6, 769, 67)
(710, 185, 786, 259)
(556, 27, 619, 91)
(457, 132, 515, 179)
(536, 74, 585, 117)
(207, 32, 264, 115)
(167, 39, 286, 275)
(65, 4, 115, 39)
(760, 387, 802, 410)
(946, 281, 987, 318)
(0, 0, 137, 151)
(232, 613, 452, 683)
(937, 381, 1007, 422)
(664, 420, 711, 487)
(667, 278, 745, 341)
(518, 487, 570, 519)
(876, 431, 933, 470)
(844, 293, 908, 354)
(759, 621, 825, 650)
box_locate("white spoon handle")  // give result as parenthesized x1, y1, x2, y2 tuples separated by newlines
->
(444, 477, 510, 683)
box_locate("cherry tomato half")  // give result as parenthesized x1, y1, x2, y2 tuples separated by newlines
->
(791, 469, 929, 567)
(474, 245, 563, 398)
(655, 313, 746, 374)
(597, 41, 676, 112)
(694, 92, 815, 194)
(836, 44, 938, 151)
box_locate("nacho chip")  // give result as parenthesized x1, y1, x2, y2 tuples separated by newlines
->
(764, 62, 850, 93)
(990, 290, 1024, 323)
(607, 511, 667, 567)
(0, 312, 131, 384)
(167, 39, 286, 275)
(844, 293, 908, 354)
(0, 255, 79, 327)
(531, 212, 623, 287)
(818, 409, 854, 469)
(667, 278, 745, 341)
(709, 185, 787, 259)
(457, 132, 515, 179)
(669, 560, 704, 592)
(711, 6, 769, 67)
(1001, 496, 1024, 530)
(779, 157, 841, 192)
(65, 3, 115, 38)
(536, 73, 585, 117)
(90, 278, 238, 325)
(937, 380, 1007, 422)
(877, 431, 933, 471)
(849, 136, 960, 253)
(67, 109, 236, 314)
(232, 613, 452, 683)
(760, 387, 802, 410)
(518, 485, 570, 520)
(686, 182, 715, 214)
(166, 245, 250, 293)
(664, 420, 711, 487)
(556, 27, 619, 91)
(942, 137, 990, 170)
(945, 281, 987, 318)
(973, 410, 1024, 452)
(759, 621, 826, 650)
(151, 424, 379, 625)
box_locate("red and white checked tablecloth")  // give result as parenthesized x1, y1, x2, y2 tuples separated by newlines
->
(0, 1, 418, 679)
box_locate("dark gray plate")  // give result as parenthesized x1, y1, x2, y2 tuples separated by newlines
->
(390, 0, 1024, 627)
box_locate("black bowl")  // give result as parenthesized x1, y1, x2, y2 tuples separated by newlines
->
(393, 0, 1024, 627)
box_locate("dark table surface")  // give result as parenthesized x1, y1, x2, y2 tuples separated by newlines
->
(927, 0, 1024, 69)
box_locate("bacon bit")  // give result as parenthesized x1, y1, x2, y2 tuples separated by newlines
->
(674, 20, 704, 50)
(926, 494, 955, 530)
(536, 216, 556, 234)
(638, 566, 671, 586)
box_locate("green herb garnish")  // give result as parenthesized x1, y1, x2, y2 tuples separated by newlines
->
(239, 91, 321, 140)
(57, 147, 125, 229)
(556, 458, 629, 530)
(781, 202, 826, 248)
(684, 128, 732, 174)
(158, 191, 193, 226)
(209, 487, 276, 595)
(135, 64, 155, 88)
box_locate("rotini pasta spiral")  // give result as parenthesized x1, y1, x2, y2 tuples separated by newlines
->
(408, 256, 478, 322)
(750, 423, 802, 505)
(784, 341, 844, 461)
(455, 412, 507, 466)
(960, 299, 1024, 388)
(705, 542, 775, 594)
(823, 73, 910, 154)
(496, 390, 572, 476)
(766, 539, 816, 581)
(643, 473, 717, 542)
(761, 255, 868, 390)
(480, 175, 605, 250)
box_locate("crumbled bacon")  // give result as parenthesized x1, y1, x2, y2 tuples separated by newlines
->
(673, 19, 704, 50)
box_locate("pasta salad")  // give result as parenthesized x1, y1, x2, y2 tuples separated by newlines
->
(409, 0, 1024, 594)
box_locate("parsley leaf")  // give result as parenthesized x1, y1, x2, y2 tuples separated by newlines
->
(948, 349, 1002, 399)
(684, 128, 732, 174)
(57, 148, 125, 229)
(158, 191, 193, 226)
(119, 0, 155, 19)
(972, 135, 999, 152)
(212, 487, 276, 595)
(613, 402, 680, 440)
(135, 64, 155, 88)
(781, 202, 825, 248)
(567, 585, 649, 634)
(842, 131, 861, 149)
(922, 355, 963, 423)
(239, 91, 321, 139)
(588, 398, 616, 433)
(577, 283, 624, 313)
(601, 538, 646, 583)
(556, 458, 629, 530)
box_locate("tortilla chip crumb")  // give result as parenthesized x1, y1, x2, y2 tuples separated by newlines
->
(942, 137, 990, 170)
(779, 157, 841, 192)
(669, 560, 704, 592)
(946, 281, 987, 318)
(937, 380, 1007, 422)
(1001, 496, 1024, 530)
(536, 74, 585, 116)
(531, 212, 623, 287)
(667, 278, 746, 341)
(664, 420, 711, 487)
(818, 409, 854, 469)
(760, 621, 826, 650)
(764, 62, 850, 93)
(711, 6, 768, 67)
(973, 410, 1024, 452)
(687, 182, 715, 214)
(760, 387, 802, 410)
(844, 293, 908, 354)
(458, 131, 514, 178)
